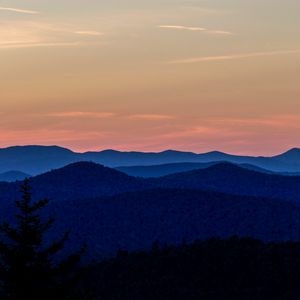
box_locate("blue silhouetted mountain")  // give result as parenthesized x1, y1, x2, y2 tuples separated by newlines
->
(82, 148, 300, 173)
(155, 163, 300, 202)
(0, 171, 31, 182)
(272, 148, 300, 162)
(84, 149, 282, 170)
(1, 161, 300, 203)
(82, 149, 202, 167)
(0, 162, 147, 204)
(0, 162, 300, 258)
(1, 145, 300, 175)
(0, 145, 79, 175)
(26, 162, 147, 201)
(116, 162, 278, 178)
(116, 162, 219, 177)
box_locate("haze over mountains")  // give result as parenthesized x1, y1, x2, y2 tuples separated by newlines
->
(0, 171, 30, 182)
(1, 145, 300, 176)
(117, 162, 284, 178)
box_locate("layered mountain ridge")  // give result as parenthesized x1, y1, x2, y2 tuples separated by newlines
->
(0, 156, 300, 259)
(0, 145, 300, 175)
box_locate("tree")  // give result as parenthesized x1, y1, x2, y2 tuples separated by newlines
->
(0, 179, 83, 300)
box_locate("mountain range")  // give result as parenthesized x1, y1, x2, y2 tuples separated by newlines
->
(0, 161, 300, 259)
(117, 162, 290, 177)
(1, 161, 300, 203)
(1, 145, 300, 175)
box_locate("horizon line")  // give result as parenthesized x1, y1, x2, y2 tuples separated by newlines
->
(0, 144, 299, 157)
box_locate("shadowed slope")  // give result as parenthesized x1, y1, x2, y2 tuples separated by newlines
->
(117, 161, 278, 178)
(1, 161, 300, 203)
(48, 188, 300, 258)
(0, 162, 146, 203)
(29, 162, 146, 200)
(156, 163, 300, 202)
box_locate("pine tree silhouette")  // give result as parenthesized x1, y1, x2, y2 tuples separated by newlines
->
(0, 179, 84, 300)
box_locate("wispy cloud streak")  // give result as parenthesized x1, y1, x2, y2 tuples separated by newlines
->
(159, 25, 233, 36)
(0, 7, 39, 14)
(48, 112, 174, 121)
(48, 112, 116, 118)
(159, 25, 206, 32)
(0, 21, 105, 50)
(168, 50, 300, 64)
(0, 42, 83, 50)
(74, 31, 103, 36)
(128, 114, 176, 120)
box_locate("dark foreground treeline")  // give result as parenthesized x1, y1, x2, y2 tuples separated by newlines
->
(2, 181, 300, 299)
(77, 237, 300, 300)
(3, 235, 300, 300)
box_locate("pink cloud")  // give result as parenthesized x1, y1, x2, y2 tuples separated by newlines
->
(128, 114, 176, 120)
(1, 114, 300, 155)
(47, 111, 117, 118)
(168, 50, 300, 64)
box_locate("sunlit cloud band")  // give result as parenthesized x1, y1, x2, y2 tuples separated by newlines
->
(168, 50, 300, 64)
(159, 25, 233, 36)
(0, 6, 39, 14)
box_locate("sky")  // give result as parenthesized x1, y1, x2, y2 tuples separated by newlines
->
(1, 0, 300, 155)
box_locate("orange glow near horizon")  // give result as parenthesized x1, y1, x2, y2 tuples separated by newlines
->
(1, 0, 300, 155)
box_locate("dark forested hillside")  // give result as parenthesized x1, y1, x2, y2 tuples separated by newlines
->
(118, 161, 300, 178)
(116, 162, 220, 177)
(0, 162, 146, 203)
(77, 237, 300, 300)
(1, 161, 300, 204)
(156, 163, 300, 202)
(29, 161, 147, 200)
(28, 188, 300, 259)
(0, 162, 300, 260)
(0, 159, 300, 298)
(1, 186, 300, 260)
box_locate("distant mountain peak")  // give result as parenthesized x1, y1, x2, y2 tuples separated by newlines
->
(200, 150, 231, 159)
(46, 161, 109, 173)
(161, 150, 180, 154)
(37, 161, 132, 180)
(98, 149, 120, 153)
(275, 148, 300, 160)
(204, 150, 227, 155)
(61, 161, 102, 167)
(160, 150, 194, 155)
(202, 162, 243, 171)
(0, 145, 74, 154)
(179, 162, 266, 177)
(284, 148, 300, 154)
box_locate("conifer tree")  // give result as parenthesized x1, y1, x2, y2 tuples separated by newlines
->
(0, 179, 83, 300)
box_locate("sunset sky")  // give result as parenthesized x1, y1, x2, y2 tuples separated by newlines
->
(1, 0, 300, 155)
